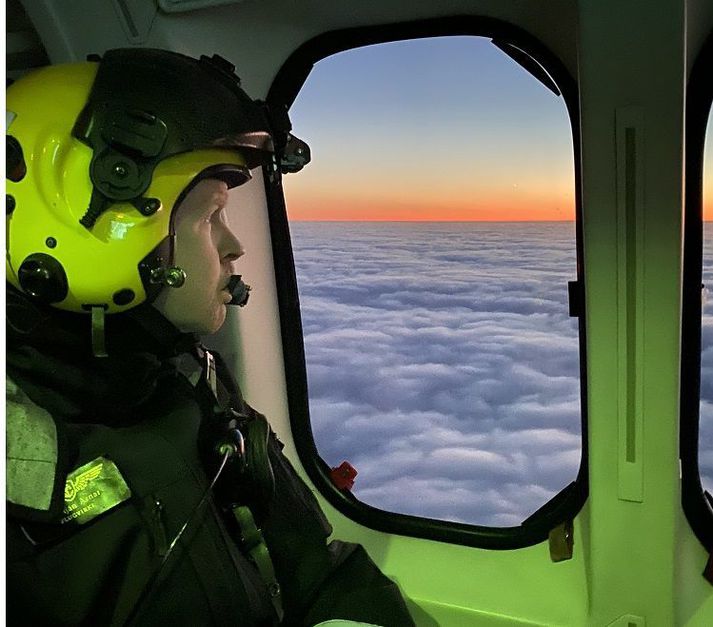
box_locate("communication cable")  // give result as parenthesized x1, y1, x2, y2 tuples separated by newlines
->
(123, 447, 234, 626)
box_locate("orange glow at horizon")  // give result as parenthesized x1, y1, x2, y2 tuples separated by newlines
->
(285, 190, 576, 222)
(703, 149, 712, 219)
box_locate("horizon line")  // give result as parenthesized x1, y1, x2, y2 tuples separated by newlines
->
(290, 218, 713, 223)
(289, 218, 577, 223)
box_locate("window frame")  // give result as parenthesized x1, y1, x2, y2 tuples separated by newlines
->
(263, 15, 588, 549)
(681, 32, 713, 553)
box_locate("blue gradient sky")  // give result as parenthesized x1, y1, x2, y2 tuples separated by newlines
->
(284, 36, 576, 221)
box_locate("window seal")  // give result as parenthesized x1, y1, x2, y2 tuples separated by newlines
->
(681, 31, 713, 553)
(263, 15, 588, 549)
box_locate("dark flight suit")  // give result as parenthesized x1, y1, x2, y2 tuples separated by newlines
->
(6, 285, 415, 626)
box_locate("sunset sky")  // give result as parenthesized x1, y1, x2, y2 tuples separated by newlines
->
(706, 108, 713, 221)
(283, 36, 713, 222)
(283, 36, 575, 222)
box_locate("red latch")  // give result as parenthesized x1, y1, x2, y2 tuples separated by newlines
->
(330, 461, 358, 491)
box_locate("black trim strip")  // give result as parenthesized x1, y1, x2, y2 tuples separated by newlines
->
(491, 40, 561, 97)
(264, 15, 588, 549)
(681, 31, 713, 553)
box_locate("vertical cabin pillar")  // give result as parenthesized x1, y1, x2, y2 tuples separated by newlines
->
(578, 1, 685, 624)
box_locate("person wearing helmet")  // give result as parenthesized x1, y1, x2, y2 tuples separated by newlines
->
(6, 49, 414, 626)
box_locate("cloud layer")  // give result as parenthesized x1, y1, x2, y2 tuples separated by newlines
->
(698, 233, 713, 494)
(291, 221, 586, 527)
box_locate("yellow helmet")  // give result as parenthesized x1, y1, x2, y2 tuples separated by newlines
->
(6, 49, 283, 315)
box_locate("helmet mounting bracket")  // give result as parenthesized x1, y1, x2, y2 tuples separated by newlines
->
(75, 106, 168, 229)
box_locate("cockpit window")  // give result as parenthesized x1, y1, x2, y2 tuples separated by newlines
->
(273, 28, 586, 546)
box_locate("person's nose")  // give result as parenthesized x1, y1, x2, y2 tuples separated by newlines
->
(221, 227, 245, 264)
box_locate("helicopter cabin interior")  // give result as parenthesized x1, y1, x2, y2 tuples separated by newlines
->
(5, 0, 713, 625)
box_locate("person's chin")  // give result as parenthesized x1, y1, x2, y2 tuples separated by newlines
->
(206, 305, 227, 335)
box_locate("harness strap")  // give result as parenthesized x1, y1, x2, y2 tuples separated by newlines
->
(233, 505, 284, 623)
(193, 345, 233, 412)
(192, 346, 283, 621)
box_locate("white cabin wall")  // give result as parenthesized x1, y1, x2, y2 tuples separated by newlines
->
(202, 168, 295, 449)
(578, 0, 690, 624)
(148, 0, 579, 99)
(19, 1, 579, 99)
(19, 0, 128, 63)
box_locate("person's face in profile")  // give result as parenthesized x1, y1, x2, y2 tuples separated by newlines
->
(152, 178, 244, 334)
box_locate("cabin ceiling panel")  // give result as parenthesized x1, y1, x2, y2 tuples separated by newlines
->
(19, 0, 577, 98)
(6, 0, 50, 81)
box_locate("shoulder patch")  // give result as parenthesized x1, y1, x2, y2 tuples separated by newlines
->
(6, 376, 59, 511)
(61, 457, 131, 525)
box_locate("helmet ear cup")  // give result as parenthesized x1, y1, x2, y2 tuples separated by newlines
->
(18, 253, 69, 304)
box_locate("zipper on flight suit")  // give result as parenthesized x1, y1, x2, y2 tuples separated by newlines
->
(149, 497, 168, 557)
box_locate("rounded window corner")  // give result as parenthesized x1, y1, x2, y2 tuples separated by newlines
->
(295, 431, 589, 550)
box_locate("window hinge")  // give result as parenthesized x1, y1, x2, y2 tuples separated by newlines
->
(548, 519, 574, 562)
